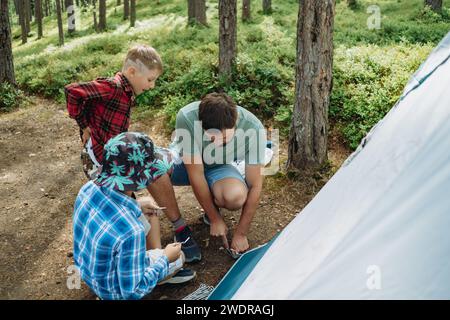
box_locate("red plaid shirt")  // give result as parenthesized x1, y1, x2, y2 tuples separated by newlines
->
(65, 72, 136, 163)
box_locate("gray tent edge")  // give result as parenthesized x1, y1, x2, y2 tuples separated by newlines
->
(401, 31, 450, 100)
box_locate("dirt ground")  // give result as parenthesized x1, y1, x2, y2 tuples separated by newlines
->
(0, 97, 350, 300)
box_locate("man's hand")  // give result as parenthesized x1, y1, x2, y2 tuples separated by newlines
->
(210, 218, 229, 249)
(138, 197, 165, 216)
(81, 127, 91, 146)
(231, 232, 249, 253)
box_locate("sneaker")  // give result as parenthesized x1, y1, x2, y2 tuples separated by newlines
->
(159, 268, 197, 285)
(174, 226, 202, 263)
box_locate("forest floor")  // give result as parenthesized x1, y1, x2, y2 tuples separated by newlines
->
(0, 97, 350, 300)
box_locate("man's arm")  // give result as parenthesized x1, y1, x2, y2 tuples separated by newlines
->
(231, 164, 263, 253)
(183, 154, 229, 245)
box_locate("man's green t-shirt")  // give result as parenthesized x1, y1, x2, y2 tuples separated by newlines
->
(170, 101, 267, 169)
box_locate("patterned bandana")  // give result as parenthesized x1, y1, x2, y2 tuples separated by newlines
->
(95, 132, 173, 192)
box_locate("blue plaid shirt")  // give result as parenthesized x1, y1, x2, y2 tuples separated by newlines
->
(73, 181, 169, 300)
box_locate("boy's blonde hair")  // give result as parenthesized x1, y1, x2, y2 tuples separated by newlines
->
(123, 45, 163, 74)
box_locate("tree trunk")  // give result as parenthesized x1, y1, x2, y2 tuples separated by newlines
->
(29, 0, 33, 20)
(424, 0, 442, 12)
(93, 0, 98, 31)
(18, 0, 27, 43)
(196, 0, 207, 25)
(44, 0, 49, 16)
(0, 0, 16, 85)
(98, 0, 106, 31)
(262, 0, 271, 14)
(218, 0, 237, 84)
(130, 0, 135, 27)
(67, 0, 75, 34)
(123, 0, 129, 20)
(35, 0, 43, 38)
(14, 0, 19, 14)
(187, 0, 195, 24)
(287, 0, 335, 171)
(16, 0, 20, 24)
(55, 0, 64, 45)
(187, 0, 207, 26)
(242, 0, 251, 22)
(116, 0, 120, 5)
(25, 0, 31, 33)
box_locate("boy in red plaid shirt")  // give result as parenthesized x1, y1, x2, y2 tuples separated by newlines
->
(65, 44, 162, 177)
(65, 45, 202, 263)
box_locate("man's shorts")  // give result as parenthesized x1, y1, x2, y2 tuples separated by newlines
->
(170, 161, 247, 189)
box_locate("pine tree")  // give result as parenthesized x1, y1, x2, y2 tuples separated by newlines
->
(218, 0, 237, 84)
(56, 0, 64, 45)
(130, 0, 136, 27)
(98, 0, 106, 31)
(424, 0, 442, 12)
(187, 0, 207, 26)
(288, 0, 336, 170)
(35, 0, 43, 38)
(0, 0, 16, 85)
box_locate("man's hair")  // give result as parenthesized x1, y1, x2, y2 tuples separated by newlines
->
(199, 93, 238, 130)
(123, 45, 163, 74)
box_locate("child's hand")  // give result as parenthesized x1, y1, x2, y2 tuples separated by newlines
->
(138, 197, 165, 216)
(81, 127, 91, 146)
(163, 243, 182, 263)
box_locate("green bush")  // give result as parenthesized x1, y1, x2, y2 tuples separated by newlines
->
(416, 5, 450, 23)
(334, 0, 450, 46)
(0, 82, 27, 112)
(330, 44, 433, 149)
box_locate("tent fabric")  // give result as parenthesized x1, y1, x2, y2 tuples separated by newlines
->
(211, 31, 450, 300)
(207, 236, 278, 300)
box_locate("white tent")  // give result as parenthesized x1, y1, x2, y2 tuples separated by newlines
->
(224, 32, 450, 300)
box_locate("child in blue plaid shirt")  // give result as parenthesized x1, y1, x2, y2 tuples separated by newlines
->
(72, 132, 196, 300)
